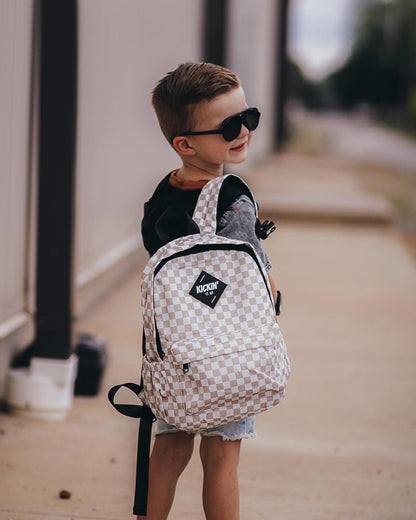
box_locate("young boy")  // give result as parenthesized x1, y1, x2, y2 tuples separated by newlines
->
(140, 62, 278, 520)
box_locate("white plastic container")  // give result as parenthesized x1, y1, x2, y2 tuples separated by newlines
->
(5, 355, 78, 421)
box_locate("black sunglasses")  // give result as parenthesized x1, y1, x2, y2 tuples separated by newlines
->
(179, 107, 261, 142)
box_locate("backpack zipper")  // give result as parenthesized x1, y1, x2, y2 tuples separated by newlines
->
(151, 243, 273, 362)
(153, 243, 273, 306)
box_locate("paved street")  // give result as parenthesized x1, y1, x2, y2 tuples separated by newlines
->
(290, 108, 416, 173)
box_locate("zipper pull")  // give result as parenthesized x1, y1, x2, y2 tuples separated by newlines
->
(183, 363, 189, 373)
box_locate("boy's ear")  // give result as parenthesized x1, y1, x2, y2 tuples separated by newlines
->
(172, 136, 196, 156)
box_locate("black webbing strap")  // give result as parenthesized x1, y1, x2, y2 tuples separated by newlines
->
(108, 382, 155, 516)
(134, 412, 153, 516)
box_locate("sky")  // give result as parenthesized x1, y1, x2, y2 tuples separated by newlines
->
(288, 0, 360, 80)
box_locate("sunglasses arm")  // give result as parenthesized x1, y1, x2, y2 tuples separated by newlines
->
(181, 129, 223, 137)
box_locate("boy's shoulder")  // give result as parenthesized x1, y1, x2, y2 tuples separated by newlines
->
(142, 171, 201, 255)
(141, 172, 255, 256)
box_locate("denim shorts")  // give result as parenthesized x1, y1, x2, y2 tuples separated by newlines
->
(155, 416, 256, 441)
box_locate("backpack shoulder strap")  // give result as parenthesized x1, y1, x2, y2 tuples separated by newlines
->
(192, 174, 257, 235)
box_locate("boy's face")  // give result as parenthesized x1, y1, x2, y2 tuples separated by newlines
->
(183, 86, 252, 170)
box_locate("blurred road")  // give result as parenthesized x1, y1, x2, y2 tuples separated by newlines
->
(290, 109, 416, 173)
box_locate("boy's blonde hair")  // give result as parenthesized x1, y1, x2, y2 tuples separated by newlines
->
(152, 62, 241, 144)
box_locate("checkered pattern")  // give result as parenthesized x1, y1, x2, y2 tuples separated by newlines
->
(139, 175, 290, 432)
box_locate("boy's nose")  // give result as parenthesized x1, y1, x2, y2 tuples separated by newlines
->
(239, 123, 250, 137)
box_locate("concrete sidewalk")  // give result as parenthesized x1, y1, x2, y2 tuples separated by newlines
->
(246, 152, 394, 226)
(1, 152, 416, 520)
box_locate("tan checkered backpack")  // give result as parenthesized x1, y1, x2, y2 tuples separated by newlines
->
(108, 174, 290, 515)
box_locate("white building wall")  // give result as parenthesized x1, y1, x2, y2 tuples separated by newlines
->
(227, 0, 278, 165)
(0, 0, 36, 394)
(75, 0, 203, 313)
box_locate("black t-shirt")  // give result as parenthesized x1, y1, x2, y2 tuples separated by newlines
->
(141, 172, 248, 256)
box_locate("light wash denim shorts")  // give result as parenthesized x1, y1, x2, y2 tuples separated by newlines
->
(155, 416, 256, 441)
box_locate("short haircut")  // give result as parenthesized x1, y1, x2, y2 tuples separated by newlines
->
(152, 62, 241, 144)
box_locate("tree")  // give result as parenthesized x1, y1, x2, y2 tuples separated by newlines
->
(327, 0, 416, 129)
(286, 58, 323, 109)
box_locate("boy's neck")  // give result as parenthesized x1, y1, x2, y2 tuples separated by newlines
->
(177, 160, 224, 183)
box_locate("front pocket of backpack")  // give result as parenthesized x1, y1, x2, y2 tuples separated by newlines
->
(172, 324, 284, 415)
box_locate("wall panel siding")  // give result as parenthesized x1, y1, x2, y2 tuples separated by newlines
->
(0, 0, 33, 324)
(75, 0, 203, 312)
(0, 0, 35, 396)
(227, 0, 278, 164)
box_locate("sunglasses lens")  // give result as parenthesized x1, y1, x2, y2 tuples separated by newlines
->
(222, 109, 260, 141)
(222, 116, 242, 141)
(243, 108, 260, 131)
